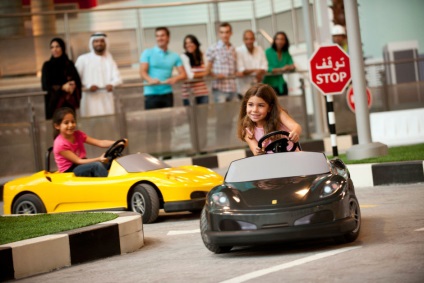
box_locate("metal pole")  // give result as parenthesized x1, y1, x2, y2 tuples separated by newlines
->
(344, 0, 387, 160)
(345, 2, 370, 144)
(188, 88, 200, 154)
(28, 97, 42, 171)
(251, 0, 257, 32)
(63, 12, 72, 59)
(291, 0, 298, 46)
(207, 3, 214, 46)
(135, 8, 143, 58)
(299, 77, 310, 139)
(303, 0, 326, 139)
(270, 0, 276, 35)
(325, 95, 338, 156)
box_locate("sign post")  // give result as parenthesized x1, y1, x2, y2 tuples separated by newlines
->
(309, 44, 352, 157)
(344, 0, 387, 160)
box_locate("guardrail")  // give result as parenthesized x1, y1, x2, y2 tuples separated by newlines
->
(0, 73, 309, 176)
(2, 55, 424, 177)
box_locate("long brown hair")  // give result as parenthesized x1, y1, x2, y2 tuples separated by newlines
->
(237, 84, 288, 141)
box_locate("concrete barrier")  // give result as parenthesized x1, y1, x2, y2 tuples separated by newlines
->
(0, 212, 143, 281)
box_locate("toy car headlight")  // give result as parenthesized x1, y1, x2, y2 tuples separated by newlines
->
(320, 182, 342, 198)
(210, 192, 230, 207)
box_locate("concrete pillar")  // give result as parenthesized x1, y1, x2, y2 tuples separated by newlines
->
(344, 0, 387, 160)
(31, 0, 56, 76)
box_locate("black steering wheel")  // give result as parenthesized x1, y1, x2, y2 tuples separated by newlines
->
(257, 131, 300, 153)
(104, 139, 127, 162)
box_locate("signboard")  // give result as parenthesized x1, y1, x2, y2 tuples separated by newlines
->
(346, 86, 372, 112)
(309, 44, 351, 95)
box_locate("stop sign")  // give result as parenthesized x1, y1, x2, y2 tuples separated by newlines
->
(309, 45, 351, 95)
(346, 85, 372, 112)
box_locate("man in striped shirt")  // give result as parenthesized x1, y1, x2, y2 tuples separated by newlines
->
(206, 22, 238, 103)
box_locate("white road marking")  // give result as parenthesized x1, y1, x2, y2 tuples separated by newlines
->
(220, 246, 362, 283)
(415, 228, 424, 232)
(167, 229, 200, 235)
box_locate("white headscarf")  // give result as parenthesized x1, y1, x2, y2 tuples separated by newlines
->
(89, 32, 110, 55)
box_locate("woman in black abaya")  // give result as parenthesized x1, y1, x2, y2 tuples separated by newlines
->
(41, 38, 81, 120)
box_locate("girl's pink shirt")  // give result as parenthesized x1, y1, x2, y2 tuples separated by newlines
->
(53, 130, 87, 172)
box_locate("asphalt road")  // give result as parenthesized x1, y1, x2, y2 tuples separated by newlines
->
(12, 183, 424, 283)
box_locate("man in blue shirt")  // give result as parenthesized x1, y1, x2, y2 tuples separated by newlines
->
(139, 27, 186, 110)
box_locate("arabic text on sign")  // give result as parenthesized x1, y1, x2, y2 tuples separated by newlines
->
(315, 57, 346, 71)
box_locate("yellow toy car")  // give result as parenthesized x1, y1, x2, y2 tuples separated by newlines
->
(3, 140, 223, 223)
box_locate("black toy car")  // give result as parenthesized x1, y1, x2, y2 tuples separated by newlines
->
(200, 131, 361, 253)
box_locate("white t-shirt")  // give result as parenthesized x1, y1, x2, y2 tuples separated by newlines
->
(236, 44, 268, 95)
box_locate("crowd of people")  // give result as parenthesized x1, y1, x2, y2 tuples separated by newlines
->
(41, 23, 297, 119)
(42, 23, 304, 171)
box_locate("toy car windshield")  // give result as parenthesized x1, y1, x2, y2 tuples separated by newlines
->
(116, 153, 171, 173)
(225, 152, 330, 182)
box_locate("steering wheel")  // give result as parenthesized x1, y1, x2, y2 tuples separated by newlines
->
(257, 131, 300, 153)
(104, 139, 127, 162)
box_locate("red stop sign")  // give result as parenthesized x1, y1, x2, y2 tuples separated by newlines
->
(309, 45, 351, 95)
(346, 85, 372, 112)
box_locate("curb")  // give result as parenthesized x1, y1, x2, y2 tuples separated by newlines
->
(346, 161, 424, 187)
(0, 212, 144, 281)
(165, 138, 424, 188)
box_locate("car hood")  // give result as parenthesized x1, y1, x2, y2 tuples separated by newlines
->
(218, 173, 346, 208)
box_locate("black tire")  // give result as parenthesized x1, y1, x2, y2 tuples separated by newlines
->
(200, 208, 232, 254)
(12, 194, 46, 214)
(334, 196, 361, 244)
(129, 184, 160, 224)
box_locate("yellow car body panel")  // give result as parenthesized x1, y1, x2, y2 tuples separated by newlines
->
(3, 154, 223, 215)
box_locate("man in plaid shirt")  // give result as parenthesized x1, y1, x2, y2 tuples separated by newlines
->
(206, 22, 238, 103)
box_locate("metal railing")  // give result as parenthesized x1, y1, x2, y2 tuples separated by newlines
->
(1, 57, 423, 177)
(0, 72, 310, 177)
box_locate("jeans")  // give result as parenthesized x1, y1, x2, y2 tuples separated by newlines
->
(73, 162, 109, 177)
(183, 95, 209, 106)
(212, 89, 238, 103)
(145, 93, 173, 109)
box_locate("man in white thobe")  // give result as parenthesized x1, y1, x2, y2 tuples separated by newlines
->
(236, 30, 268, 96)
(75, 32, 122, 117)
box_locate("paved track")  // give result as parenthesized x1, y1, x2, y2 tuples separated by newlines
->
(13, 183, 424, 283)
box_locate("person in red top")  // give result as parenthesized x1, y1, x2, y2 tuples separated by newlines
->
(52, 107, 126, 177)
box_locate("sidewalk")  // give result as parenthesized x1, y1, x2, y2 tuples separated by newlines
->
(0, 212, 144, 281)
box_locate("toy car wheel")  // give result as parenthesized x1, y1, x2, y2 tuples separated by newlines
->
(12, 194, 46, 214)
(200, 208, 232, 254)
(129, 184, 159, 224)
(334, 196, 361, 244)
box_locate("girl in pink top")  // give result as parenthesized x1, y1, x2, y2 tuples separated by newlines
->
(52, 107, 123, 177)
(237, 83, 302, 155)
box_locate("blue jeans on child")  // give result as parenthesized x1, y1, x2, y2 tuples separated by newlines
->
(73, 162, 109, 177)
